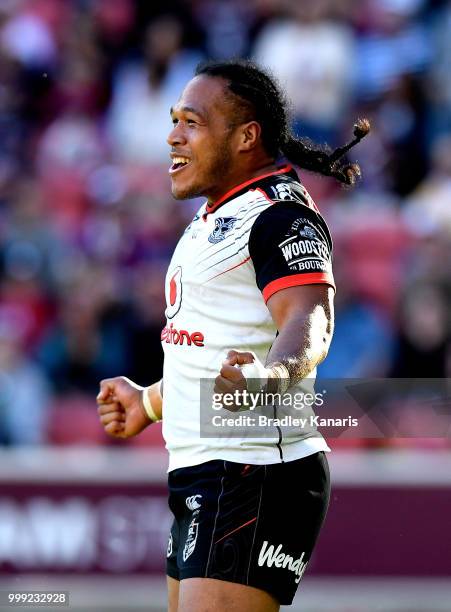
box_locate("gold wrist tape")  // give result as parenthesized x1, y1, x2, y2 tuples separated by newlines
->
(142, 388, 160, 422)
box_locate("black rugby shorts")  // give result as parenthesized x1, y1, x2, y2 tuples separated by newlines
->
(166, 451, 330, 605)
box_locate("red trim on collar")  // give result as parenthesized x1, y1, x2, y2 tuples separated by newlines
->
(205, 164, 293, 215)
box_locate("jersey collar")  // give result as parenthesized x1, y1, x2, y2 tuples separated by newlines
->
(204, 164, 294, 216)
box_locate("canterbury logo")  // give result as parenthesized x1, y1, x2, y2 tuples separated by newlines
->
(186, 495, 202, 511)
(258, 541, 308, 584)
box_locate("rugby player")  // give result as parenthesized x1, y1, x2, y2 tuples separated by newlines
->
(97, 60, 369, 612)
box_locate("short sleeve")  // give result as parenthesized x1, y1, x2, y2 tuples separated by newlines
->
(248, 201, 335, 303)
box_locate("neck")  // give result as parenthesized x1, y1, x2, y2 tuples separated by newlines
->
(206, 158, 280, 206)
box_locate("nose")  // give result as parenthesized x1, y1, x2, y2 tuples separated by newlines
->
(167, 123, 187, 147)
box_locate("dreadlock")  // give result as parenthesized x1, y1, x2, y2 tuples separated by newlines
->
(195, 59, 370, 186)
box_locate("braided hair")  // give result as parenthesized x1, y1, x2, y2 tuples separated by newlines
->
(195, 59, 370, 186)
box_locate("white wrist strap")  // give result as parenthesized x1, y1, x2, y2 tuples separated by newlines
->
(269, 362, 291, 395)
(142, 388, 160, 422)
(240, 357, 270, 394)
(240, 358, 291, 395)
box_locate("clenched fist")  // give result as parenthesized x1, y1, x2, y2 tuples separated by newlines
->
(97, 376, 152, 439)
(214, 350, 256, 411)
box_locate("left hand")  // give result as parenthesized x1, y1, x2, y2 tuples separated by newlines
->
(214, 350, 255, 410)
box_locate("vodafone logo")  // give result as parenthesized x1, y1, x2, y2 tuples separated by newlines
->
(161, 323, 204, 347)
(165, 266, 182, 319)
(163, 265, 205, 347)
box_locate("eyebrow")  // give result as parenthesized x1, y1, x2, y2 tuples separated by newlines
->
(170, 105, 206, 119)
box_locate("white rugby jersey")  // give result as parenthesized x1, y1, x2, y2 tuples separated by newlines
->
(161, 165, 334, 471)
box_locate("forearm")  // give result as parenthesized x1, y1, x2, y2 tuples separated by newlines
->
(265, 307, 332, 390)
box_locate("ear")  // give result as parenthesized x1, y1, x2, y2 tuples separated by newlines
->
(237, 121, 261, 152)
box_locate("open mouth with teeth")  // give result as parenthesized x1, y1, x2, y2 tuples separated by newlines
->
(170, 156, 191, 174)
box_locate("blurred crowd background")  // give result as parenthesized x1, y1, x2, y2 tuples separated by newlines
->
(1, 0, 451, 447)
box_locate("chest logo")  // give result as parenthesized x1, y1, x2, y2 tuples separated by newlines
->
(208, 217, 237, 244)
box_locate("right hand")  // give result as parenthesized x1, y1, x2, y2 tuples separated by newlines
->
(97, 376, 151, 439)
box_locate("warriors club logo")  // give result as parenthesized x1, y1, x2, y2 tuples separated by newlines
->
(208, 217, 237, 244)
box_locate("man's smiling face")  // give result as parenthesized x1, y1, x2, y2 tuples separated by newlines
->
(167, 75, 237, 201)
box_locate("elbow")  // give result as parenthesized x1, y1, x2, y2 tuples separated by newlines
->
(317, 329, 333, 365)
(310, 309, 334, 367)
